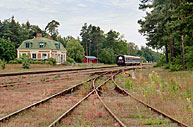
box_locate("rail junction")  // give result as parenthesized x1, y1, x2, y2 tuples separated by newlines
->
(0, 65, 190, 127)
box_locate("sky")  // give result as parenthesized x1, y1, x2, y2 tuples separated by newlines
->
(0, 0, 147, 48)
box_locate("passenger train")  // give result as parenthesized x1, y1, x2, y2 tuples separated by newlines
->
(116, 55, 140, 66)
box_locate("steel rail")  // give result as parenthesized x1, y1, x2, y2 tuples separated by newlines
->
(48, 71, 114, 127)
(0, 69, 108, 88)
(0, 77, 96, 122)
(93, 72, 127, 127)
(0, 67, 141, 124)
(112, 74, 190, 127)
(0, 65, 118, 77)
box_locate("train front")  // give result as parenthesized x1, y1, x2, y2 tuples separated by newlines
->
(116, 55, 125, 66)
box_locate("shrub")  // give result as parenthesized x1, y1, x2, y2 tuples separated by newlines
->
(169, 64, 183, 72)
(8, 59, 22, 64)
(9, 60, 19, 64)
(67, 56, 76, 64)
(163, 64, 170, 69)
(21, 55, 30, 69)
(185, 46, 193, 70)
(155, 54, 166, 67)
(0, 59, 6, 69)
(46, 58, 56, 65)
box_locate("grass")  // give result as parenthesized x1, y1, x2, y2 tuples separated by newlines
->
(0, 64, 112, 73)
(115, 67, 193, 126)
(54, 75, 60, 80)
(143, 119, 171, 125)
(40, 77, 49, 82)
(0, 72, 90, 119)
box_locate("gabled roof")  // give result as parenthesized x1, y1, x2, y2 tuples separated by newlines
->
(85, 56, 97, 60)
(18, 37, 66, 51)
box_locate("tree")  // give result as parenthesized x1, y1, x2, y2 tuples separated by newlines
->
(57, 35, 67, 48)
(127, 42, 138, 56)
(45, 20, 60, 40)
(105, 30, 128, 56)
(66, 38, 85, 63)
(23, 21, 45, 39)
(89, 26, 104, 58)
(0, 16, 29, 48)
(138, 0, 193, 70)
(80, 23, 104, 57)
(0, 38, 16, 61)
(98, 48, 115, 64)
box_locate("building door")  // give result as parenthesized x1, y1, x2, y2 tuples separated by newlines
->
(61, 55, 63, 64)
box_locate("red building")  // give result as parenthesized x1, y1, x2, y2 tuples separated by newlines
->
(84, 56, 98, 64)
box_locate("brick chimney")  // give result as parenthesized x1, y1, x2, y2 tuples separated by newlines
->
(36, 33, 42, 37)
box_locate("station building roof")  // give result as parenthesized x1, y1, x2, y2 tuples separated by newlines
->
(18, 37, 66, 51)
(85, 56, 97, 60)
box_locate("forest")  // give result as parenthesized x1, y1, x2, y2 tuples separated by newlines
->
(0, 17, 159, 65)
(138, 0, 193, 70)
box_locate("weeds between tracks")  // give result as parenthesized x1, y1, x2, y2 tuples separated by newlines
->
(115, 68, 193, 126)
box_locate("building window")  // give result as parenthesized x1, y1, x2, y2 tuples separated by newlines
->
(58, 54, 60, 62)
(58, 43, 60, 49)
(22, 53, 26, 56)
(39, 42, 45, 48)
(26, 43, 30, 48)
(32, 54, 36, 59)
(42, 53, 47, 60)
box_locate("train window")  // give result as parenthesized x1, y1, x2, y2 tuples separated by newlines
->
(119, 57, 123, 60)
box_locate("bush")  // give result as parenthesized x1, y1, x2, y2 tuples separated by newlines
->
(46, 58, 56, 65)
(21, 55, 30, 69)
(169, 64, 183, 72)
(8, 59, 22, 64)
(67, 56, 76, 64)
(163, 64, 170, 69)
(9, 60, 19, 64)
(185, 46, 193, 70)
(0, 59, 6, 69)
(155, 54, 166, 67)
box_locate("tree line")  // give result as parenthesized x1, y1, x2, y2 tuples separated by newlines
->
(138, 0, 193, 70)
(0, 16, 160, 64)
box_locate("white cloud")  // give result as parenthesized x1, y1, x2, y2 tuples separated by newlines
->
(77, 3, 87, 7)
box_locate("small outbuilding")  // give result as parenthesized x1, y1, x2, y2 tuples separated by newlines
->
(84, 56, 98, 64)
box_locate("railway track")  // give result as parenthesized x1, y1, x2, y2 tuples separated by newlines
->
(0, 76, 96, 126)
(47, 71, 122, 127)
(47, 68, 189, 127)
(0, 67, 133, 127)
(0, 65, 118, 77)
(111, 72, 190, 127)
(47, 68, 136, 127)
(0, 65, 123, 88)
(2, 66, 185, 127)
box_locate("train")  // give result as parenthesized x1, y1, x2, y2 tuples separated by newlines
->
(116, 55, 141, 66)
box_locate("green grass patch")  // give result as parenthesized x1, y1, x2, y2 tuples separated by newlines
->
(143, 119, 171, 125)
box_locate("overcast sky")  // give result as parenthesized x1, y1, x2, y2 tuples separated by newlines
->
(0, 0, 147, 48)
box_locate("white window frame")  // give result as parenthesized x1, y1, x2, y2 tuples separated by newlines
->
(32, 53, 37, 59)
